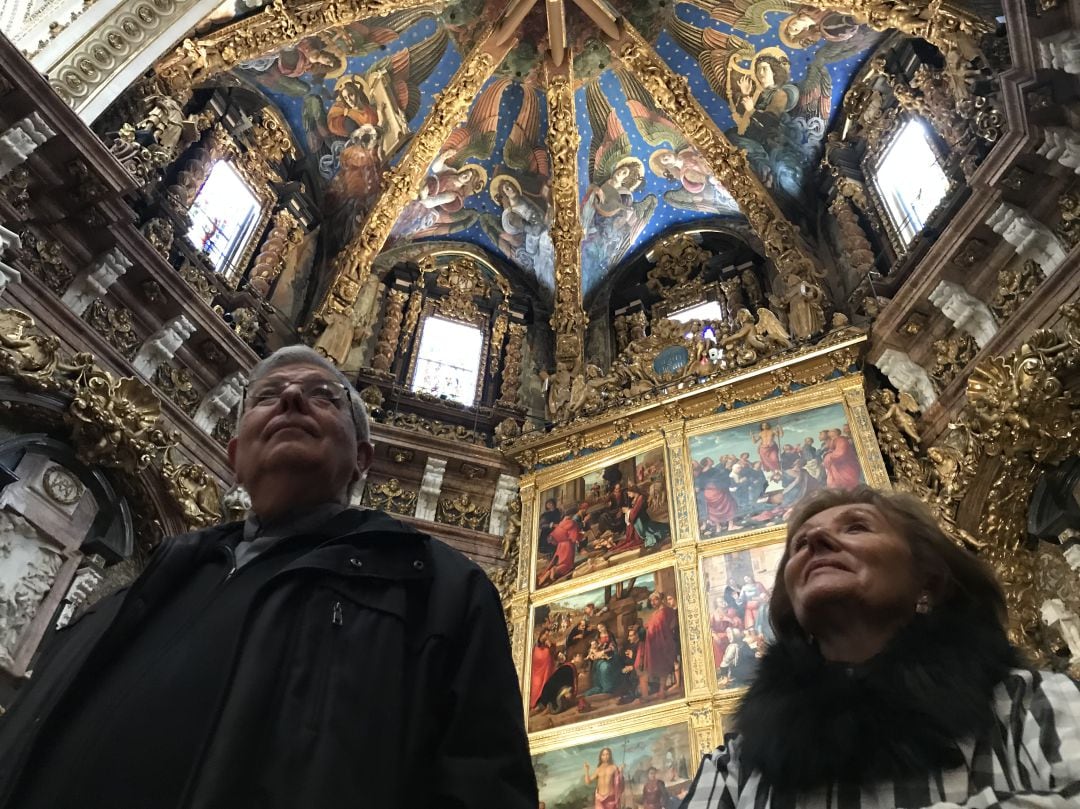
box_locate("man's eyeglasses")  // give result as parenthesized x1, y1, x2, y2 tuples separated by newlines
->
(244, 379, 349, 410)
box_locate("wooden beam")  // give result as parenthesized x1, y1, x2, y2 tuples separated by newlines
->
(313, 23, 516, 363)
(546, 0, 567, 66)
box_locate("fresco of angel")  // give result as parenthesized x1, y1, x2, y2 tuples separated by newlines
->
(616, 68, 740, 216)
(581, 79, 658, 291)
(688, 0, 860, 49)
(669, 15, 878, 197)
(479, 88, 554, 287)
(390, 78, 509, 242)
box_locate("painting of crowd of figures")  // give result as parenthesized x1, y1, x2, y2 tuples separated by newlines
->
(521, 378, 890, 808)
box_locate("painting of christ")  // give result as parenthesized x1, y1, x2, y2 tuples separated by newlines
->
(532, 722, 694, 809)
(688, 401, 866, 541)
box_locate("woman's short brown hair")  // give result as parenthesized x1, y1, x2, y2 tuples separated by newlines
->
(769, 486, 1007, 641)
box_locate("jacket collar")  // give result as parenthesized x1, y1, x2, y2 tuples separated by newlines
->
(734, 606, 1020, 789)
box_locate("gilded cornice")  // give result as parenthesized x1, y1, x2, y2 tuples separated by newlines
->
(611, 22, 829, 296)
(155, 0, 445, 94)
(544, 60, 587, 371)
(504, 328, 867, 468)
(313, 23, 514, 362)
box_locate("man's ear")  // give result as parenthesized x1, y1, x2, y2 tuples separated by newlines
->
(354, 441, 375, 480)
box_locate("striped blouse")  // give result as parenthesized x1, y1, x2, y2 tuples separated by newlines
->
(681, 669, 1080, 809)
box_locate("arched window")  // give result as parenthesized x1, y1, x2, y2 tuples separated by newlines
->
(872, 118, 951, 245)
(667, 300, 727, 324)
(410, 315, 484, 406)
(186, 160, 264, 282)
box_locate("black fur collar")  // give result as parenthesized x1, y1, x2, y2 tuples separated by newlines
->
(734, 608, 1020, 789)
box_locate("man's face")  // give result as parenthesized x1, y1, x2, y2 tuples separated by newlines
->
(228, 363, 370, 503)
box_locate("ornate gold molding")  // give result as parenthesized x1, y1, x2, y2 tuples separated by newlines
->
(155, 0, 445, 95)
(545, 62, 587, 373)
(612, 22, 830, 339)
(313, 25, 512, 363)
(436, 491, 490, 530)
(361, 477, 418, 515)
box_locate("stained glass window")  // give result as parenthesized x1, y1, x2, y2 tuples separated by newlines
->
(874, 119, 951, 245)
(186, 161, 263, 280)
(410, 316, 483, 406)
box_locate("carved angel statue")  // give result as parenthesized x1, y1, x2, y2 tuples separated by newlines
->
(566, 364, 606, 419)
(0, 308, 63, 380)
(164, 453, 224, 529)
(782, 272, 826, 339)
(875, 388, 922, 447)
(722, 307, 793, 365)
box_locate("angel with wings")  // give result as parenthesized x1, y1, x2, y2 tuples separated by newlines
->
(390, 78, 509, 242)
(580, 79, 658, 287)
(481, 88, 554, 284)
(669, 15, 877, 194)
(616, 69, 740, 216)
(690, 1, 860, 50)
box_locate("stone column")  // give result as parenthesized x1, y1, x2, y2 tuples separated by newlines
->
(415, 457, 447, 522)
(488, 473, 519, 537)
(0, 113, 56, 178)
(133, 315, 196, 377)
(194, 371, 246, 433)
(370, 287, 408, 374)
(0, 224, 21, 296)
(928, 281, 998, 348)
(497, 321, 527, 407)
(60, 247, 132, 316)
(874, 348, 937, 411)
(829, 194, 875, 282)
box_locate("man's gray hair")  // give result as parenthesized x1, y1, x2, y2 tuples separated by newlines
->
(245, 345, 372, 445)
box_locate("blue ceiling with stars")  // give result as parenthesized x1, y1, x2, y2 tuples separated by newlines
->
(219, 0, 882, 306)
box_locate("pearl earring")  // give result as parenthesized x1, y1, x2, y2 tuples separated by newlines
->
(915, 593, 931, 614)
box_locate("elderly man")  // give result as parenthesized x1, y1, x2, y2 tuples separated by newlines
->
(0, 346, 538, 809)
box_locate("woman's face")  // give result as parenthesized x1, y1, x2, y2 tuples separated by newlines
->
(784, 504, 921, 630)
(756, 61, 775, 87)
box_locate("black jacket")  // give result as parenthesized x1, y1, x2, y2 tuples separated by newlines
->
(0, 507, 538, 809)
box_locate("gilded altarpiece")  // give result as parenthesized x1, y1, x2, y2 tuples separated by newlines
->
(509, 344, 889, 804)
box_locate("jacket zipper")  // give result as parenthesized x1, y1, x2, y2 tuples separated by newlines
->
(331, 600, 343, 626)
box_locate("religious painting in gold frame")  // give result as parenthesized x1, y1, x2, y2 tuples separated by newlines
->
(530, 711, 696, 809)
(698, 536, 787, 700)
(685, 377, 889, 546)
(531, 437, 672, 593)
(527, 563, 685, 735)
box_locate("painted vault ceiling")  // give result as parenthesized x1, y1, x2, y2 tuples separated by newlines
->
(200, 0, 883, 306)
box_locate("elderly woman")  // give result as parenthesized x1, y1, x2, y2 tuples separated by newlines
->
(682, 487, 1080, 808)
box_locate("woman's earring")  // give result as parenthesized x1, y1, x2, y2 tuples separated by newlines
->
(915, 593, 932, 614)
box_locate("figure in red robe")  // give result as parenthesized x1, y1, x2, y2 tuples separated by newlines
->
(822, 428, 862, 489)
(752, 421, 782, 472)
(530, 636, 557, 708)
(536, 516, 583, 586)
(636, 592, 680, 699)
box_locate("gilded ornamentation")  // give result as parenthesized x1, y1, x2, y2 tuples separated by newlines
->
(229, 307, 260, 343)
(140, 217, 174, 258)
(84, 299, 141, 359)
(370, 287, 408, 373)
(376, 410, 489, 446)
(433, 258, 484, 322)
(1054, 189, 1080, 249)
(249, 208, 303, 296)
(991, 260, 1044, 321)
(66, 365, 173, 473)
(361, 477, 418, 516)
(436, 491, 490, 530)
(165, 145, 213, 210)
(491, 493, 521, 622)
(0, 166, 30, 218)
(314, 28, 503, 363)
(545, 69, 587, 372)
(20, 231, 72, 295)
(401, 286, 424, 355)
(497, 322, 526, 407)
(156, 0, 440, 94)
(161, 452, 223, 529)
(489, 308, 508, 379)
(153, 363, 202, 416)
(931, 333, 979, 388)
(179, 261, 216, 305)
(646, 233, 715, 318)
(42, 465, 82, 505)
(829, 192, 876, 279)
(614, 23, 829, 332)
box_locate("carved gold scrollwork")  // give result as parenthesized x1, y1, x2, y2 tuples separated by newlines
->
(436, 491, 490, 530)
(161, 451, 223, 529)
(991, 260, 1044, 321)
(249, 209, 304, 296)
(361, 477, 418, 516)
